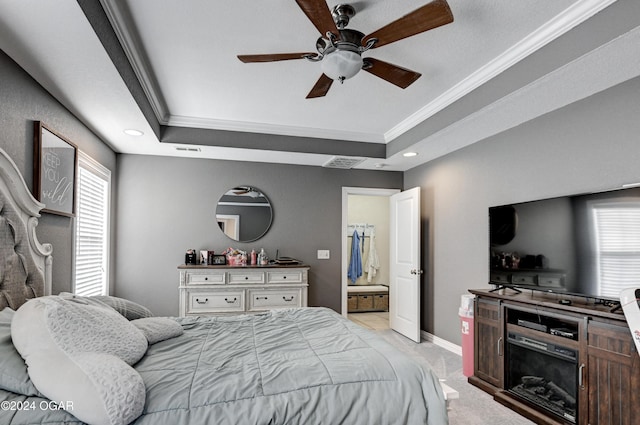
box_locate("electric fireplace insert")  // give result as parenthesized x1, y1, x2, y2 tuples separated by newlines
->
(507, 332, 578, 423)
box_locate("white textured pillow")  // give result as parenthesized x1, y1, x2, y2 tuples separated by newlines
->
(131, 317, 184, 344)
(11, 296, 148, 425)
(0, 308, 42, 396)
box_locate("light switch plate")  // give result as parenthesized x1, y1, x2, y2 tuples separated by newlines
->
(317, 250, 330, 260)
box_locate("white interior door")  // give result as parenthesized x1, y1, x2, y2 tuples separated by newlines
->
(341, 187, 399, 316)
(389, 187, 421, 342)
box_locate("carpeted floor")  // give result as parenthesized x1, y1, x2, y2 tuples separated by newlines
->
(349, 313, 534, 425)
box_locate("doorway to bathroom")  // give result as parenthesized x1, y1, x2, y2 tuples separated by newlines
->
(342, 187, 422, 341)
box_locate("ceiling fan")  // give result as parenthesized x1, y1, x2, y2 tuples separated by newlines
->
(230, 186, 263, 198)
(238, 0, 454, 99)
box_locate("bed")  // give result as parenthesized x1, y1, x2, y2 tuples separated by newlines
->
(0, 147, 448, 425)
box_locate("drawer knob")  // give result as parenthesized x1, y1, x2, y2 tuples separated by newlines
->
(245, 276, 249, 280)
(204, 277, 208, 281)
(283, 296, 294, 302)
(283, 276, 287, 279)
(196, 298, 209, 304)
(256, 296, 268, 300)
(224, 297, 237, 303)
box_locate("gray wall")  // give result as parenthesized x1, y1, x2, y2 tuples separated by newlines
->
(115, 155, 402, 316)
(0, 49, 117, 295)
(4, 38, 640, 347)
(405, 75, 640, 345)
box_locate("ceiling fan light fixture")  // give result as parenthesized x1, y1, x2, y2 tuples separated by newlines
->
(238, 0, 454, 97)
(321, 49, 362, 82)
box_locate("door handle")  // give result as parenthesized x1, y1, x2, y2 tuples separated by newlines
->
(410, 269, 424, 275)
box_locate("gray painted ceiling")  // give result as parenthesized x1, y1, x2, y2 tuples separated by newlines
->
(0, 0, 638, 171)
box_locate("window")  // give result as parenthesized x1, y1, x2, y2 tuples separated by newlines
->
(593, 202, 640, 298)
(74, 151, 111, 296)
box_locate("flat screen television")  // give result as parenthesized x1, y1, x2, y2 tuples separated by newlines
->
(489, 185, 640, 304)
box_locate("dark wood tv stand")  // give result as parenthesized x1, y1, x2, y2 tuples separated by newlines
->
(468, 288, 640, 425)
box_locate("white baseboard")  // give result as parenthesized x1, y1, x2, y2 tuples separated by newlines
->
(421, 330, 462, 356)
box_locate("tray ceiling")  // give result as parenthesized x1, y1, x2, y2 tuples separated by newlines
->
(0, 0, 638, 170)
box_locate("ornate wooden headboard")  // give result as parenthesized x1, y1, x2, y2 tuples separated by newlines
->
(0, 148, 52, 309)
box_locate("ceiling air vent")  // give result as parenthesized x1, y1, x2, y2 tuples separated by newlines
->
(322, 156, 365, 169)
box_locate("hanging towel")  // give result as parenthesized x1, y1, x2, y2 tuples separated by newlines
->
(365, 227, 380, 282)
(348, 229, 362, 283)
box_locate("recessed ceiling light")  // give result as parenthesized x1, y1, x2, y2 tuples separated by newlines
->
(403, 152, 418, 157)
(123, 129, 144, 136)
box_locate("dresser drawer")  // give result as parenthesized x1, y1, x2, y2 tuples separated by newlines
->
(179, 265, 309, 317)
(186, 271, 226, 285)
(186, 291, 244, 313)
(228, 271, 265, 284)
(266, 270, 304, 284)
(247, 289, 302, 310)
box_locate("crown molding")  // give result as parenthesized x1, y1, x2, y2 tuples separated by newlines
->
(99, 0, 385, 143)
(384, 0, 618, 143)
(99, 0, 170, 123)
(166, 114, 385, 143)
(100, 0, 616, 145)
(386, 23, 640, 168)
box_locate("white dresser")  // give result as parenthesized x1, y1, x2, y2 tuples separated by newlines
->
(178, 264, 309, 316)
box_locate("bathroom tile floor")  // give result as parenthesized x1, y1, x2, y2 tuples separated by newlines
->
(347, 311, 389, 330)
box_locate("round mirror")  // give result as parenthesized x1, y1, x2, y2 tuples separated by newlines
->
(215, 186, 273, 242)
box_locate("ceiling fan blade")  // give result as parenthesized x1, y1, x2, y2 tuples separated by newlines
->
(306, 74, 333, 98)
(363, 58, 421, 89)
(295, 0, 339, 37)
(363, 0, 453, 49)
(238, 53, 315, 63)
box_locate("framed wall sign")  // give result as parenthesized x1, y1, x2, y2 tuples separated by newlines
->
(33, 121, 78, 217)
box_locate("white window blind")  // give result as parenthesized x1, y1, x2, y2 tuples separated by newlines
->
(593, 203, 640, 298)
(74, 152, 110, 296)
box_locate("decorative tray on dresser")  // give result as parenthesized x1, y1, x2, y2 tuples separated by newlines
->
(178, 264, 309, 316)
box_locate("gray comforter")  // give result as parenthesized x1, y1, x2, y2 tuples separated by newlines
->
(2, 307, 448, 424)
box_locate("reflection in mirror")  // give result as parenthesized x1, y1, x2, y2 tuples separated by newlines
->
(215, 186, 273, 242)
